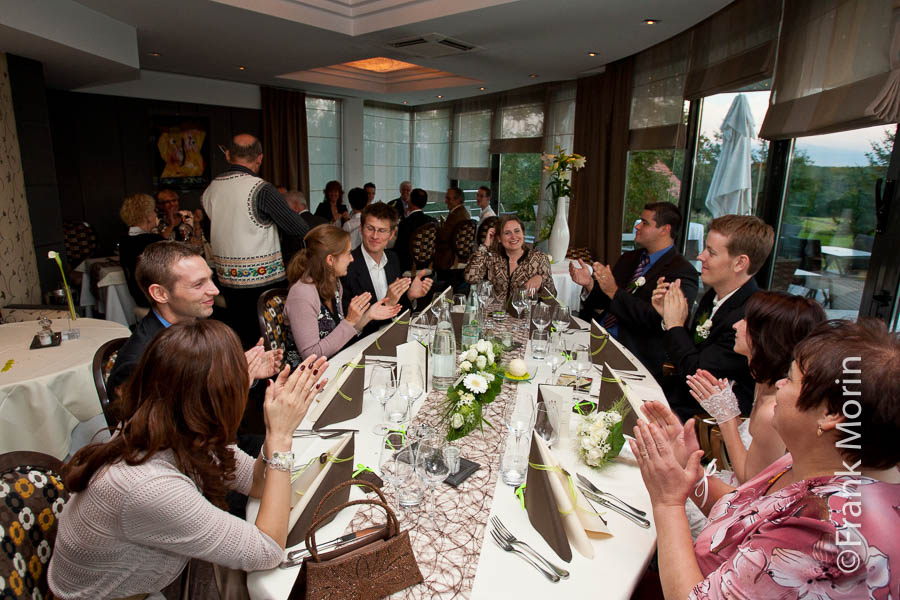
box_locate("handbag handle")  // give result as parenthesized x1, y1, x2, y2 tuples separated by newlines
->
(304, 479, 399, 562)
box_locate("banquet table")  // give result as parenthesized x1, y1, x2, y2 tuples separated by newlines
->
(0, 318, 130, 459)
(246, 315, 661, 600)
(76, 257, 137, 327)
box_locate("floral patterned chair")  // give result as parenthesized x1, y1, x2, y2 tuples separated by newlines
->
(92, 337, 129, 428)
(409, 222, 438, 274)
(256, 288, 301, 369)
(0, 451, 70, 599)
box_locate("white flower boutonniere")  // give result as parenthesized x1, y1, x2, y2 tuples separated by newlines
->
(627, 276, 646, 294)
(694, 312, 712, 343)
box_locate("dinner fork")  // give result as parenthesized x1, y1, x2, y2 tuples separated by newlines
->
(490, 517, 569, 579)
(489, 529, 560, 582)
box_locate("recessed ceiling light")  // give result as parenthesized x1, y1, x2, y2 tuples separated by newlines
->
(529, 74, 538, 78)
(479, 87, 486, 91)
(643, 18, 660, 25)
(148, 52, 161, 57)
(436, 95, 443, 99)
(587, 52, 597, 57)
(238, 65, 246, 71)
(402, 100, 408, 104)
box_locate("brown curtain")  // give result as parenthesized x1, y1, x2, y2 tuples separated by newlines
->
(571, 57, 634, 264)
(759, 0, 900, 140)
(260, 87, 310, 200)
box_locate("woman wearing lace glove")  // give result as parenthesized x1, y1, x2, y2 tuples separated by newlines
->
(687, 371, 740, 424)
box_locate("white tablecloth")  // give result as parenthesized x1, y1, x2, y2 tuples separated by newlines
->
(246, 319, 660, 600)
(0, 318, 131, 459)
(76, 258, 137, 327)
(550, 259, 583, 313)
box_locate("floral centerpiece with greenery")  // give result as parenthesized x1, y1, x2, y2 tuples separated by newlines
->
(537, 145, 587, 242)
(574, 397, 630, 468)
(442, 339, 505, 441)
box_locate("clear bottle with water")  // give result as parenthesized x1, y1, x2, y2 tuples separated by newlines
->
(431, 302, 457, 390)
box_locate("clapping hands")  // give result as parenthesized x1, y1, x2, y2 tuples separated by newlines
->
(651, 278, 689, 330)
(245, 337, 284, 383)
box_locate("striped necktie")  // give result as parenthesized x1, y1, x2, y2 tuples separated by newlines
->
(602, 251, 650, 330)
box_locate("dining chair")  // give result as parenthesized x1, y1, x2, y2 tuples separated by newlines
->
(91, 337, 129, 428)
(409, 222, 438, 274)
(476, 216, 498, 247)
(0, 451, 71, 600)
(256, 288, 301, 368)
(451, 219, 477, 268)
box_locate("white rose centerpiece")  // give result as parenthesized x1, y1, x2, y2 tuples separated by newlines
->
(444, 338, 504, 441)
(574, 398, 630, 468)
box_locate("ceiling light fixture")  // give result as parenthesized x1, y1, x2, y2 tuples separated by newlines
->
(402, 100, 408, 104)
(529, 74, 538, 78)
(436, 95, 443, 99)
(345, 57, 418, 73)
(643, 18, 660, 25)
(238, 65, 246, 71)
(587, 52, 597, 57)
(149, 52, 161, 57)
(479, 87, 486, 91)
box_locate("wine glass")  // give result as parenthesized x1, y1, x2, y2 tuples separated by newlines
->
(477, 281, 494, 327)
(501, 394, 535, 486)
(379, 435, 407, 519)
(552, 305, 570, 341)
(511, 288, 529, 331)
(415, 435, 449, 530)
(571, 344, 591, 395)
(524, 286, 538, 313)
(397, 363, 425, 414)
(545, 339, 567, 383)
(369, 364, 396, 435)
(531, 303, 551, 332)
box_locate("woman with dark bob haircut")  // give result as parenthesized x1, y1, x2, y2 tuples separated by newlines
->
(632, 318, 900, 600)
(314, 180, 348, 226)
(49, 320, 329, 599)
(687, 291, 827, 484)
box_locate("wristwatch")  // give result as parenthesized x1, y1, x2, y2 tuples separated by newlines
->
(262, 450, 295, 472)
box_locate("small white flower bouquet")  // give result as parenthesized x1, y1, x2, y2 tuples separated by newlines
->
(443, 339, 504, 441)
(574, 398, 630, 468)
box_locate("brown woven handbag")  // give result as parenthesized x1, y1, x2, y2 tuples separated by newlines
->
(289, 479, 424, 599)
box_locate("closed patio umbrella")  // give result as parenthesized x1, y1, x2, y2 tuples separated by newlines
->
(704, 94, 755, 217)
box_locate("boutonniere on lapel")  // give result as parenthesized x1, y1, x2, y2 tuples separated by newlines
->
(694, 312, 712, 344)
(627, 276, 646, 294)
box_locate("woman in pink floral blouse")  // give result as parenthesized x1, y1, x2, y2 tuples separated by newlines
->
(632, 319, 900, 600)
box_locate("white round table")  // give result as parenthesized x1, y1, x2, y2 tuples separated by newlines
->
(0, 318, 131, 459)
(550, 258, 586, 313)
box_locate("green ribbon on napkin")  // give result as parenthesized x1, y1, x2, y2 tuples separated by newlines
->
(383, 427, 406, 450)
(590, 333, 609, 356)
(352, 463, 375, 478)
(289, 453, 353, 483)
(1, 359, 13, 372)
(573, 399, 595, 415)
(515, 482, 527, 510)
(527, 462, 577, 515)
(334, 362, 365, 401)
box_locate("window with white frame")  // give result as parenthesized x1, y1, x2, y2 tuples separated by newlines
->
(364, 105, 411, 203)
(306, 97, 342, 211)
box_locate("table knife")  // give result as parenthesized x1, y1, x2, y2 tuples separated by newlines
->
(578, 486, 651, 529)
(576, 473, 647, 516)
(281, 526, 383, 566)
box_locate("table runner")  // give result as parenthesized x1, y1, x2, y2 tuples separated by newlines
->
(346, 319, 527, 598)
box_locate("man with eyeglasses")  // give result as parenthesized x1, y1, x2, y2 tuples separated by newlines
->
(340, 202, 433, 336)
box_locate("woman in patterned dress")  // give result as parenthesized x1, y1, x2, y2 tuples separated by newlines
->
(285, 224, 399, 359)
(464, 215, 556, 303)
(632, 318, 900, 600)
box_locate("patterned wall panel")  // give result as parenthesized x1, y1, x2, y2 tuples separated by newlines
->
(0, 53, 40, 308)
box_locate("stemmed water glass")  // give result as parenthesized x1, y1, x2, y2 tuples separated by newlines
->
(551, 305, 570, 341)
(511, 288, 529, 331)
(477, 281, 494, 326)
(545, 338, 567, 384)
(531, 303, 551, 332)
(397, 363, 425, 415)
(415, 435, 450, 530)
(370, 364, 396, 435)
(379, 436, 412, 519)
(523, 286, 538, 316)
(571, 344, 592, 396)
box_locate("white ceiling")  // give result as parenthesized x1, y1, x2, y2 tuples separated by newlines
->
(3, 0, 733, 105)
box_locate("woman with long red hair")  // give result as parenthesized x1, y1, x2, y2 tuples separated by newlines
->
(48, 320, 328, 599)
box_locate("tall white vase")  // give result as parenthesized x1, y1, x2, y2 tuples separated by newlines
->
(548, 196, 570, 262)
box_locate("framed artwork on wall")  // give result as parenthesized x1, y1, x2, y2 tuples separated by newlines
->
(151, 117, 210, 188)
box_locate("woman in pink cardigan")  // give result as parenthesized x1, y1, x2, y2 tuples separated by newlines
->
(285, 224, 400, 359)
(49, 319, 329, 599)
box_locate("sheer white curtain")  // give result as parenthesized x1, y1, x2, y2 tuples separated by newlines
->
(537, 83, 576, 244)
(413, 108, 451, 205)
(306, 97, 342, 211)
(364, 105, 411, 200)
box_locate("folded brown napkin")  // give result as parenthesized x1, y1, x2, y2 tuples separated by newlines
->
(313, 357, 366, 429)
(593, 366, 639, 434)
(524, 434, 572, 562)
(364, 312, 410, 357)
(286, 434, 355, 547)
(589, 321, 636, 370)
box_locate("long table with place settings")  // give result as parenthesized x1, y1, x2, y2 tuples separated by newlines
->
(246, 314, 661, 599)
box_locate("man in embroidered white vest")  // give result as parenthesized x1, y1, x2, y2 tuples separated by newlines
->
(203, 134, 310, 348)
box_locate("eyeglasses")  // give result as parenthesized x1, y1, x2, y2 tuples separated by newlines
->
(364, 225, 392, 236)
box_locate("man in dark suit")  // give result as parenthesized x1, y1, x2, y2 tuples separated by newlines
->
(571, 202, 699, 381)
(341, 202, 433, 336)
(387, 181, 412, 222)
(433, 187, 471, 271)
(281, 191, 328, 263)
(395, 188, 435, 273)
(107, 241, 280, 396)
(654, 214, 775, 419)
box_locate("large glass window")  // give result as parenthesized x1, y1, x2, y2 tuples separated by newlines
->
(364, 105, 411, 204)
(771, 126, 893, 319)
(306, 97, 342, 211)
(413, 109, 450, 214)
(623, 148, 685, 252)
(498, 153, 542, 240)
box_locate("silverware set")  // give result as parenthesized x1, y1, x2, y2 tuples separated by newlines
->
(489, 516, 568, 582)
(575, 473, 650, 529)
(292, 428, 358, 439)
(593, 364, 645, 382)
